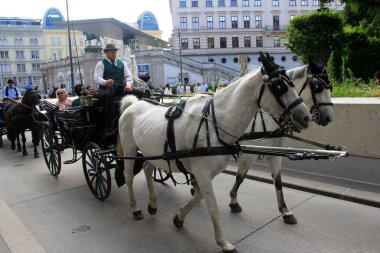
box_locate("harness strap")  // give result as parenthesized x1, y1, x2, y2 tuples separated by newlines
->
(193, 97, 212, 149)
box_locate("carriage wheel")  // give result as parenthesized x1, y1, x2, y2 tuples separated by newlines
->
(82, 142, 111, 201)
(153, 167, 171, 183)
(41, 124, 61, 176)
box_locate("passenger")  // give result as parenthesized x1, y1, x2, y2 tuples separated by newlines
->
(55, 89, 72, 110)
(1, 79, 21, 102)
(71, 85, 83, 107)
(94, 43, 133, 123)
(86, 85, 96, 95)
(164, 84, 172, 95)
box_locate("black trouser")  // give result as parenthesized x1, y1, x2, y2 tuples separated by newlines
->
(98, 85, 125, 126)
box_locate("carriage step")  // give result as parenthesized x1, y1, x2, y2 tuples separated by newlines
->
(63, 159, 78, 164)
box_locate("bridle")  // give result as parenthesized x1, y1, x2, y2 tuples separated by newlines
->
(298, 69, 333, 114)
(257, 68, 304, 126)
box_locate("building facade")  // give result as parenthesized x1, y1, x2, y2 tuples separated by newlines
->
(168, 0, 344, 71)
(0, 18, 44, 89)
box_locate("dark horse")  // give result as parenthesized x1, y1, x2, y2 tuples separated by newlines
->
(4, 88, 42, 158)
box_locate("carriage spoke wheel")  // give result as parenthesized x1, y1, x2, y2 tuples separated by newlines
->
(153, 167, 171, 183)
(82, 142, 111, 201)
(41, 125, 61, 176)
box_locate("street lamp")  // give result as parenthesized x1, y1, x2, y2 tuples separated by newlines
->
(178, 28, 183, 85)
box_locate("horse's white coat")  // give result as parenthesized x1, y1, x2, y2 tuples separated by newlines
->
(118, 68, 311, 252)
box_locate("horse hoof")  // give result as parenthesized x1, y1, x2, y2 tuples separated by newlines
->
(34, 153, 40, 158)
(133, 210, 143, 220)
(11, 145, 15, 150)
(173, 214, 183, 228)
(23, 151, 28, 156)
(283, 214, 297, 224)
(147, 204, 157, 215)
(229, 203, 242, 213)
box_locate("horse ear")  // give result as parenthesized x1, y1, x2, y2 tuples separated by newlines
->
(308, 59, 322, 74)
(34, 85, 38, 91)
(265, 52, 272, 61)
(260, 51, 271, 73)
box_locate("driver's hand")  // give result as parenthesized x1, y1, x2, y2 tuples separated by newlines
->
(106, 79, 114, 87)
(124, 85, 132, 92)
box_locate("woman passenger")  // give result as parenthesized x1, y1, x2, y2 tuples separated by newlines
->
(55, 89, 72, 110)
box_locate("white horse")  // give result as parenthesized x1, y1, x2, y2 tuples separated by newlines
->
(229, 60, 333, 224)
(118, 54, 311, 252)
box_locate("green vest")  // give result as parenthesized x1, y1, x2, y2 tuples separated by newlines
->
(102, 59, 125, 88)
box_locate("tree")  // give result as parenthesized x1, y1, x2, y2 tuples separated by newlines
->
(327, 50, 343, 82)
(286, 10, 343, 65)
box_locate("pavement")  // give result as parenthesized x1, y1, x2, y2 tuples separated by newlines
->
(0, 139, 380, 253)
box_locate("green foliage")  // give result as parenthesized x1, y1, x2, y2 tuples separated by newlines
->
(326, 51, 343, 82)
(331, 78, 380, 97)
(287, 10, 343, 65)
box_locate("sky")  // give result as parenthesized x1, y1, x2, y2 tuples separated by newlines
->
(0, 0, 174, 40)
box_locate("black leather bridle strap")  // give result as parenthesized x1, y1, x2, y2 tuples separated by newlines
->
(193, 97, 212, 149)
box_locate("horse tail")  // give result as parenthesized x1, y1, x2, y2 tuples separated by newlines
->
(119, 95, 138, 114)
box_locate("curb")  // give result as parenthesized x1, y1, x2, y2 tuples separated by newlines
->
(223, 165, 380, 208)
(0, 200, 45, 253)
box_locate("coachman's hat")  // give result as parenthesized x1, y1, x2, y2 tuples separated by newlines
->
(7, 79, 14, 84)
(103, 43, 118, 52)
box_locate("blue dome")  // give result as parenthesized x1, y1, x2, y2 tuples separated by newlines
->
(137, 11, 159, 31)
(43, 8, 65, 29)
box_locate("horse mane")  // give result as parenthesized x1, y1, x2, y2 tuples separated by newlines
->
(286, 65, 308, 81)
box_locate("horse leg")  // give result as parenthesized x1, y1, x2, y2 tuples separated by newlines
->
(191, 169, 236, 253)
(174, 178, 204, 228)
(143, 162, 158, 215)
(229, 153, 257, 212)
(20, 131, 27, 156)
(31, 128, 40, 158)
(267, 156, 297, 224)
(16, 134, 22, 152)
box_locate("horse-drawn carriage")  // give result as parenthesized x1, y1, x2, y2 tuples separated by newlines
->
(38, 76, 161, 200)
(34, 53, 349, 252)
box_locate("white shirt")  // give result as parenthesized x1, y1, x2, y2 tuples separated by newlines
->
(94, 58, 133, 86)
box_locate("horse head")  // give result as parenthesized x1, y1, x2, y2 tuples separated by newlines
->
(307, 60, 333, 126)
(260, 52, 311, 131)
(22, 88, 40, 108)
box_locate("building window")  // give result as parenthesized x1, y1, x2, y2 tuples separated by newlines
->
(181, 38, 188, 49)
(180, 17, 187, 30)
(289, 0, 296, 6)
(273, 16, 280, 30)
(31, 50, 40, 59)
(206, 0, 213, 7)
(301, 0, 308, 6)
(325, 1, 331, 5)
(32, 63, 41, 71)
(16, 50, 25, 59)
(272, 0, 279, 6)
(1, 64, 11, 73)
(51, 37, 55, 46)
(243, 16, 250, 28)
(179, 0, 186, 7)
(232, 37, 239, 48)
(0, 51, 9, 59)
(243, 0, 249, 6)
(218, 0, 225, 7)
(192, 0, 199, 7)
(219, 16, 226, 29)
(312, 0, 319, 5)
(30, 38, 38, 46)
(79, 38, 84, 46)
(274, 36, 280, 47)
(244, 37, 251, 47)
(15, 39, 23, 46)
(255, 0, 261, 5)
(256, 36, 263, 47)
(220, 37, 227, 48)
(231, 16, 238, 28)
(231, 0, 237, 6)
(192, 17, 199, 30)
(208, 38, 215, 48)
(207, 16, 213, 29)
(57, 37, 61, 46)
(0, 39, 8, 46)
(17, 64, 26, 72)
(255, 15, 262, 28)
(193, 38, 200, 49)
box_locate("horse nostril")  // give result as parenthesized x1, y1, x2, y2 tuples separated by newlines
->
(304, 116, 311, 123)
